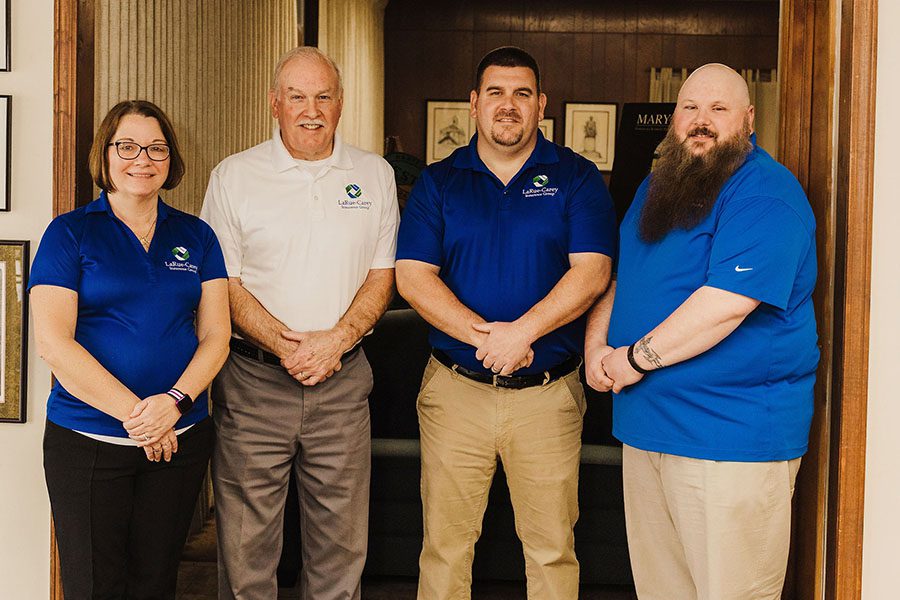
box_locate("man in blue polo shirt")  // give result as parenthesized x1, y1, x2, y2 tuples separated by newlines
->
(585, 64, 818, 599)
(396, 47, 617, 599)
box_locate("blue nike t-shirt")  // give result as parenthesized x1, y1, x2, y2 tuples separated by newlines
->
(608, 139, 819, 461)
(29, 192, 227, 437)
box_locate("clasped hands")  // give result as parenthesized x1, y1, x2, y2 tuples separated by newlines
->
(585, 345, 644, 393)
(472, 321, 535, 376)
(123, 393, 181, 462)
(280, 328, 346, 386)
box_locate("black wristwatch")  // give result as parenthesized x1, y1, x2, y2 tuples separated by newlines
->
(166, 388, 194, 415)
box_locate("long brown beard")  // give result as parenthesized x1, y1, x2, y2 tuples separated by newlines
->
(638, 123, 752, 242)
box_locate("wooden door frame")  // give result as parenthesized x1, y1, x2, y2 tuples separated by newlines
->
(50, 0, 876, 598)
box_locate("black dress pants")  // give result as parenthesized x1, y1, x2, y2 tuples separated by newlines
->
(44, 418, 213, 600)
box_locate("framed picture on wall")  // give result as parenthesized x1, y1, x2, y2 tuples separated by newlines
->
(425, 100, 475, 165)
(564, 102, 617, 171)
(0, 0, 8, 71)
(0, 96, 9, 211)
(538, 118, 555, 142)
(0, 240, 29, 424)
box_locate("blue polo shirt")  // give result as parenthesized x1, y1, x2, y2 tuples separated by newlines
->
(29, 192, 227, 437)
(608, 139, 819, 461)
(397, 133, 617, 374)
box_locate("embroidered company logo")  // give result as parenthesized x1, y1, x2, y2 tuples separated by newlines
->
(734, 265, 754, 272)
(346, 184, 363, 198)
(523, 173, 559, 198)
(165, 246, 198, 274)
(339, 183, 373, 210)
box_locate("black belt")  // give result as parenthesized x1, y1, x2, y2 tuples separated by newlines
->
(432, 349, 580, 389)
(230, 337, 360, 367)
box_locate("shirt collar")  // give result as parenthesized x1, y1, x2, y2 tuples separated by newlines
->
(451, 130, 560, 175)
(87, 190, 172, 222)
(270, 126, 354, 173)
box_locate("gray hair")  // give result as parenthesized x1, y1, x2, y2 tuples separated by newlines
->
(271, 46, 343, 95)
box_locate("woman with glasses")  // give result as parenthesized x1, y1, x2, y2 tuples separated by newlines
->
(29, 100, 230, 599)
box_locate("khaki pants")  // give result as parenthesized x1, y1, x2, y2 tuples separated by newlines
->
(416, 356, 585, 600)
(622, 444, 801, 600)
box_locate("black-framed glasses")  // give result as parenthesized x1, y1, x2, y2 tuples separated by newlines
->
(108, 141, 170, 161)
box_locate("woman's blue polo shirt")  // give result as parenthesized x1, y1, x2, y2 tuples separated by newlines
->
(397, 133, 618, 374)
(29, 192, 227, 437)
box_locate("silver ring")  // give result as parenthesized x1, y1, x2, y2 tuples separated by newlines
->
(142, 434, 150, 442)
(299, 371, 305, 379)
(491, 367, 500, 373)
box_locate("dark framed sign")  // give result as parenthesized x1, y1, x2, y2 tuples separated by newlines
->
(0, 240, 28, 423)
(0, 0, 8, 71)
(0, 96, 9, 211)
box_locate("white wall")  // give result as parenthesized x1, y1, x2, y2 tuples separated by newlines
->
(863, 2, 900, 598)
(0, 1, 54, 598)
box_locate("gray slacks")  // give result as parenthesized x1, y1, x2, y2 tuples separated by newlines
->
(212, 348, 372, 600)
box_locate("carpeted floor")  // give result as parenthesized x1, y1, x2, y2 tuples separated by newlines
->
(177, 516, 637, 600)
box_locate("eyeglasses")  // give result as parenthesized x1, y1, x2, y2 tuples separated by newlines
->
(108, 141, 170, 161)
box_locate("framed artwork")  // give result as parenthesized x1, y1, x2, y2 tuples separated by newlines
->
(564, 102, 617, 171)
(538, 117, 555, 142)
(0, 0, 8, 71)
(425, 100, 475, 164)
(0, 240, 28, 423)
(0, 96, 9, 211)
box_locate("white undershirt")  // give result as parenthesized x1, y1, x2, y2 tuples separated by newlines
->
(74, 423, 195, 446)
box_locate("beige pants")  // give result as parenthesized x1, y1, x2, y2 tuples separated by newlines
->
(416, 356, 585, 600)
(622, 444, 801, 600)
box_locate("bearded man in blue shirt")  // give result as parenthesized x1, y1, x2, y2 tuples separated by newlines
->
(396, 47, 617, 599)
(585, 63, 819, 600)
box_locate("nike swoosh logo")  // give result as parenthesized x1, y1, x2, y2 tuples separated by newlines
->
(734, 266, 754, 272)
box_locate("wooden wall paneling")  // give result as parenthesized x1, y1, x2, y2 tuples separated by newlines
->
(544, 33, 575, 107)
(666, 4, 700, 36)
(621, 34, 639, 103)
(590, 34, 609, 103)
(53, 0, 91, 594)
(827, 1, 877, 598)
(634, 33, 663, 102)
(475, 31, 516, 62)
(53, 0, 93, 212)
(474, 4, 520, 31)
(571, 33, 594, 103)
(778, 0, 838, 597)
(602, 33, 626, 103)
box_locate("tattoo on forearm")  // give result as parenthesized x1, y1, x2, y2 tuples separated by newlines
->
(636, 336, 665, 369)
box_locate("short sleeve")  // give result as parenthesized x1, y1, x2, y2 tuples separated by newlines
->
(705, 195, 812, 309)
(396, 169, 445, 267)
(370, 161, 400, 269)
(200, 169, 242, 278)
(28, 216, 82, 292)
(566, 164, 618, 259)
(198, 220, 228, 282)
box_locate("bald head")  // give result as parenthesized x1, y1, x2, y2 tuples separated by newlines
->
(671, 63, 754, 157)
(679, 63, 750, 107)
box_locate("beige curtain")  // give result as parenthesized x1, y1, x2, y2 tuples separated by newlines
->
(649, 67, 689, 103)
(649, 67, 779, 155)
(318, 0, 388, 154)
(741, 69, 779, 156)
(94, 0, 299, 216)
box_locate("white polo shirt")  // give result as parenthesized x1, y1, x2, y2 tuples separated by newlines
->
(200, 130, 399, 332)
